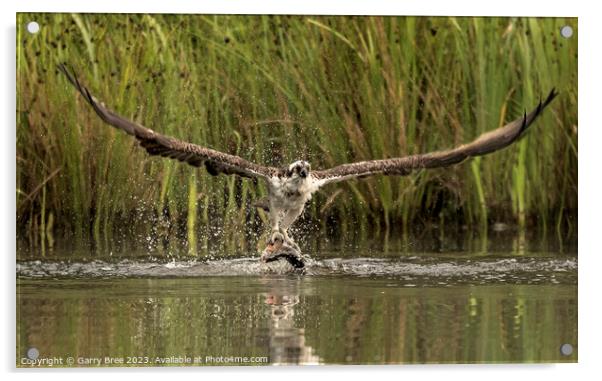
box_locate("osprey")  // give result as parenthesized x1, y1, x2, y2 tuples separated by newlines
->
(260, 231, 307, 270)
(58, 64, 557, 268)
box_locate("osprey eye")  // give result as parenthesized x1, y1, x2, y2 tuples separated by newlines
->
(57, 64, 558, 274)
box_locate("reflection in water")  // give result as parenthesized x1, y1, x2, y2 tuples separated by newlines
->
(262, 278, 321, 364)
(17, 232, 577, 366)
(17, 272, 577, 366)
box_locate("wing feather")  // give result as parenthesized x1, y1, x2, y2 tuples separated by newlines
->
(312, 89, 558, 186)
(58, 64, 277, 180)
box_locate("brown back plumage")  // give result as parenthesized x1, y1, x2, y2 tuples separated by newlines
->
(58, 64, 278, 180)
(59, 64, 557, 188)
(311, 89, 558, 185)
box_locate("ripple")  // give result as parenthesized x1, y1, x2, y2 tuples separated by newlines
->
(16, 255, 577, 286)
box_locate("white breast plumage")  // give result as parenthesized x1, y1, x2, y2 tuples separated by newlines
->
(58, 64, 558, 270)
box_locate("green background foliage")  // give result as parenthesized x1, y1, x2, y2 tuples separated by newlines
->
(16, 14, 577, 253)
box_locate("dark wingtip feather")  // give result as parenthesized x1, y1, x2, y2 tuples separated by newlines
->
(543, 88, 559, 108)
(518, 88, 559, 138)
(82, 87, 102, 116)
(518, 110, 528, 135)
(83, 87, 93, 104)
(57, 63, 76, 88)
(58, 63, 90, 105)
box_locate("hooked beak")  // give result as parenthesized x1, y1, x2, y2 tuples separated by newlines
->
(299, 169, 308, 178)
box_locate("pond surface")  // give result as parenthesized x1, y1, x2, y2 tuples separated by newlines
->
(17, 238, 577, 366)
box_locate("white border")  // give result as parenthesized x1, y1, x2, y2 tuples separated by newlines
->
(3, 1, 599, 380)
(7, 0, 582, 17)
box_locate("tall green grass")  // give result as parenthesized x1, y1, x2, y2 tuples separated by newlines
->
(16, 14, 577, 254)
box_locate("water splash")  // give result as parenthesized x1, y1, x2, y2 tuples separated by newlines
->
(16, 256, 577, 286)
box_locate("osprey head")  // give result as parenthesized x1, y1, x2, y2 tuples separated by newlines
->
(287, 160, 311, 179)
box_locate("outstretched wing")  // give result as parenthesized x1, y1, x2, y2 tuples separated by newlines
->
(312, 89, 558, 186)
(58, 64, 277, 180)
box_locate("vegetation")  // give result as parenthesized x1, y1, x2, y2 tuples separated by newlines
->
(17, 278, 578, 365)
(16, 14, 577, 255)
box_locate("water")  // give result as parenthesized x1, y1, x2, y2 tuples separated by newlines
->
(16, 238, 577, 366)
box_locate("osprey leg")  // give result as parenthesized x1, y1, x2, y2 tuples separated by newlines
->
(278, 207, 304, 252)
(260, 231, 305, 269)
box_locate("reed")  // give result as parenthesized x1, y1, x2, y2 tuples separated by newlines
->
(16, 14, 578, 254)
